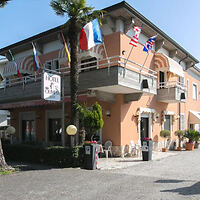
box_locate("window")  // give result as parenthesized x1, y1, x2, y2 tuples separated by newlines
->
(48, 118, 62, 142)
(164, 115, 171, 131)
(45, 59, 59, 71)
(7, 115, 10, 126)
(179, 77, 185, 85)
(192, 83, 198, 100)
(22, 120, 36, 142)
(180, 114, 185, 130)
(187, 79, 189, 97)
(81, 57, 97, 72)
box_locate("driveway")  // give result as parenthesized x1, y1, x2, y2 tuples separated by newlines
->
(0, 150, 200, 200)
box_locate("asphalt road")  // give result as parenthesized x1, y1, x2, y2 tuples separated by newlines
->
(0, 150, 200, 200)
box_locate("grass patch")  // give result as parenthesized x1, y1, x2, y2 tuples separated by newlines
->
(0, 168, 17, 175)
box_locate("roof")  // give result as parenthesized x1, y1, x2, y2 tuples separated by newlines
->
(0, 1, 198, 64)
(103, 1, 199, 64)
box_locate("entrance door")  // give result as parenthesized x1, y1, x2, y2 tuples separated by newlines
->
(48, 118, 62, 143)
(22, 120, 35, 142)
(159, 71, 165, 88)
(140, 117, 149, 141)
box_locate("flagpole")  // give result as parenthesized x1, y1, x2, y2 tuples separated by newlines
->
(139, 51, 150, 82)
(103, 42, 110, 75)
(123, 45, 134, 77)
(124, 24, 143, 77)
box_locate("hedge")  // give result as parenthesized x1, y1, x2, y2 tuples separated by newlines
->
(3, 144, 84, 168)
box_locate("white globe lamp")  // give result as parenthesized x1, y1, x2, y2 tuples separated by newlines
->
(66, 125, 77, 136)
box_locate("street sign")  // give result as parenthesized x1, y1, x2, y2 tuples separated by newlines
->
(42, 72, 61, 101)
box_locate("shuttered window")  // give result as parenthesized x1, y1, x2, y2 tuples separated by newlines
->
(180, 114, 185, 130)
(164, 115, 171, 131)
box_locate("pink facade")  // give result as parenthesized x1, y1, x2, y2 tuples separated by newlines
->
(0, 2, 199, 156)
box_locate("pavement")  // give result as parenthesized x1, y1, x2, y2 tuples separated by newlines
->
(98, 150, 177, 170)
(0, 149, 200, 200)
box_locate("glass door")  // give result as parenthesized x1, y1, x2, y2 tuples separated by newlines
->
(140, 117, 149, 141)
(22, 120, 36, 142)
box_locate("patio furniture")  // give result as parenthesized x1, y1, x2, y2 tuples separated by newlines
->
(130, 140, 142, 157)
(103, 140, 112, 158)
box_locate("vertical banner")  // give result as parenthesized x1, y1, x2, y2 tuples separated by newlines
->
(42, 72, 61, 101)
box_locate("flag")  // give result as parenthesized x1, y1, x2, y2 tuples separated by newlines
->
(79, 18, 103, 50)
(32, 42, 40, 72)
(143, 35, 157, 53)
(8, 50, 21, 77)
(0, 74, 3, 84)
(129, 26, 141, 47)
(60, 32, 71, 63)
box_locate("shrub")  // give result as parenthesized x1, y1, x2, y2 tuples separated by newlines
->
(3, 144, 84, 168)
(160, 130, 171, 148)
(183, 129, 199, 143)
(175, 130, 184, 148)
(77, 102, 104, 141)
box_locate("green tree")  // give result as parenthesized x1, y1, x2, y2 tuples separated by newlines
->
(77, 102, 104, 141)
(0, 0, 10, 8)
(50, 0, 103, 145)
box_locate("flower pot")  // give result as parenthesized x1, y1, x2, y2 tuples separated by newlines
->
(185, 142, 194, 151)
(176, 147, 182, 151)
(194, 142, 199, 149)
(162, 148, 167, 152)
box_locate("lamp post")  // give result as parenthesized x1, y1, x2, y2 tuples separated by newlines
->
(66, 125, 77, 147)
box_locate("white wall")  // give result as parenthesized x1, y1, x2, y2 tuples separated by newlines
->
(43, 40, 63, 54)
(187, 68, 200, 82)
(15, 49, 33, 59)
(157, 47, 169, 56)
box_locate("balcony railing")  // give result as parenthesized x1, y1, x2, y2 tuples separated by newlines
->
(0, 55, 157, 90)
(157, 81, 186, 91)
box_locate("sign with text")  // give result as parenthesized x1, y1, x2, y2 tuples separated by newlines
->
(42, 72, 61, 101)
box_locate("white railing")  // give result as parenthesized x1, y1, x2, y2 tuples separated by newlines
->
(0, 55, 157, 89)
(158, 81, 186, 91)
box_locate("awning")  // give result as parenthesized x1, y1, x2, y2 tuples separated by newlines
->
(2, 55, 36, 77)
(154, 53, 184, 77)
(189, 110, 200, 124)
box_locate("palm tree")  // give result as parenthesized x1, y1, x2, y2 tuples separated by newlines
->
(0, 0, 11, 8)
(0, 0, 12, 170)
(0, 139, 10, 169)
(50, 0, 102, 146)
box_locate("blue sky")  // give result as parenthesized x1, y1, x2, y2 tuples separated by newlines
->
(0, 0, 200, 64)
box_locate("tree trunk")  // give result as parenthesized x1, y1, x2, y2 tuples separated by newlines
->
(69, 20, 79, 147)
(0, 139, 9, 170)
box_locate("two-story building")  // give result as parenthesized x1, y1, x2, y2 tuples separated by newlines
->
(0, 1, 199, 156)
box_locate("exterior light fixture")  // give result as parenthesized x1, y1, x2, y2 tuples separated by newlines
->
(180, 93, 186, 100)
(105, 110, 111, 117)
(142, 79, 149, 89)
(122, 50, 126, 55)
(66, 125, 77, 136)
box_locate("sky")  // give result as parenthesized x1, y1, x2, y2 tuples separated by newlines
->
(0, 0, 200, 65)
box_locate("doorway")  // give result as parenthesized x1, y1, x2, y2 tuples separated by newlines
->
(140, 117, 149, 141)
(22, 120, 36, 142)
(159, 71, 165, 88)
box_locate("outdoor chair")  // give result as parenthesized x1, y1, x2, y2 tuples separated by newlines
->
(103, 140, 112, 158)
(130, 140, 142, 157)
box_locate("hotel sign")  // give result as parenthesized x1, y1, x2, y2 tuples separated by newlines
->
(42, 72, 61, 101)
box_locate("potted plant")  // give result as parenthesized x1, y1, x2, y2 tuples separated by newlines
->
(194, 131, 200, 149)
(174, 130, 184, 151)
(183, 129, 197, 151)
(160, 130, 171, 152)
(77, 102, 104, 141)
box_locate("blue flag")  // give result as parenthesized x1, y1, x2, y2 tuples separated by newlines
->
(143, 35, 157, 53)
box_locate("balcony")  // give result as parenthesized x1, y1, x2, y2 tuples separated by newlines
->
(157, 81, 186, 103)
(0, 55, 157, 106)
